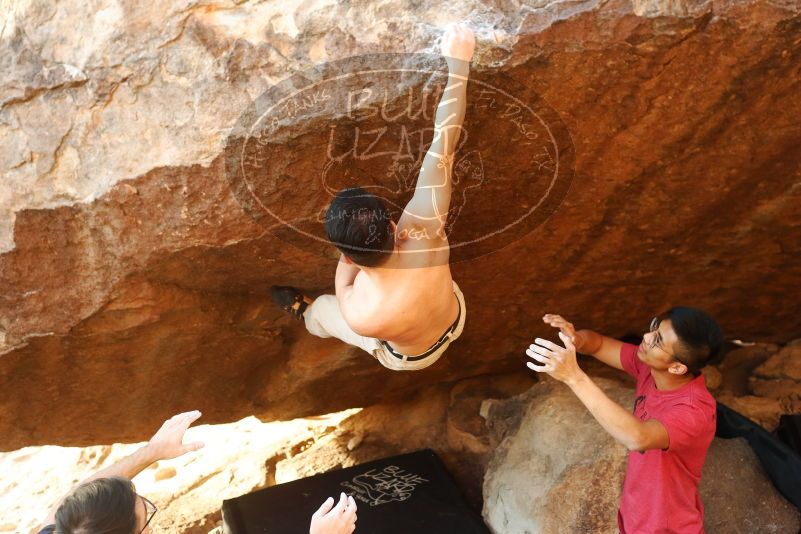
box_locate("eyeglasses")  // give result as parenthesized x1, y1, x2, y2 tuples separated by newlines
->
(648, 316, 689, 368)
(138, 495, 157, 534)
(648, 317, 672, 354)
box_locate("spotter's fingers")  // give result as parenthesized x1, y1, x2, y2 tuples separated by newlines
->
(558, 331, 576, 350)
(313, 497, 335, 519)
(527, 360, 551, 373)
(529, 341, 557, 357)
(534, 337, 565, 353)
(343, 496, 357, 523)
(526, 348, 553, 364)
(529, 344, 563, 363)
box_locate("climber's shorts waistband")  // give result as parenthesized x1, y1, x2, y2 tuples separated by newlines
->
(372, 280, 466, 371)
(381, 299, 461, 361)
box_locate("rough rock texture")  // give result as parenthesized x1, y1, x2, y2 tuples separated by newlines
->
(3, 373, 530, 533)
(701, 437, 801, 534)
(482, 378, 631, 533)
(712, 341, 800, 430)
(714, 392, 786, 430)
(482, 378, 801, 534)
(718, 343, 779, 396)
(2, 0, 801, 449)
(752, 339, 801, 405)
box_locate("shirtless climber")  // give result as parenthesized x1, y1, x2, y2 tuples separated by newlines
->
(272, 23, 475, 371)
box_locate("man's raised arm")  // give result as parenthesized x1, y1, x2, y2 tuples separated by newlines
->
(543, 314, 625, 371)
(399, 23, 475, 240)
(41, 411, 204, 527)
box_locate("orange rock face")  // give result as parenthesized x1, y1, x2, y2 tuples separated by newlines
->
(1, 0, 800, 450)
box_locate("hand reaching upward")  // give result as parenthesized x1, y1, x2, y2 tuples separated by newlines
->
(543, 314, 578, 344)
(440, 23, 475, 63)
(40, 409, 206, 527)
(147, 410, 205, 461)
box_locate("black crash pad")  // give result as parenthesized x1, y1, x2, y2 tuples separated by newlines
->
(221, 449, 490, 534)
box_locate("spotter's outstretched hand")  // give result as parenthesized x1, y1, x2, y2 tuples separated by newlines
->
(146, 410, 205, 461)
(526, 332, 584, 385)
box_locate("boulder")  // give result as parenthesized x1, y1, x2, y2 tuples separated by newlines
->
(702, 365, 723, 391)
(2, 0, 801, 449)
(712, 341, 798, 431)
(714, 392, 785, 431)
(717, 343, 779, 396)
(482, 378, 801, 533)
(482, 378, 632, 533)
(751, 340, 801, 411)
(701, 437, 801, 534)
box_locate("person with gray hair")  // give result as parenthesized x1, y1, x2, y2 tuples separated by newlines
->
(37, 411, 357, 534)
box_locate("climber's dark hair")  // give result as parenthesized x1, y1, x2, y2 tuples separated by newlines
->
(665, 306, 723, 375)
(54, 476, 138, 534)
(324, 187, 394, 267)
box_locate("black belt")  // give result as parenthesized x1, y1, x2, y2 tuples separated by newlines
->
(381, 297, 461, 362)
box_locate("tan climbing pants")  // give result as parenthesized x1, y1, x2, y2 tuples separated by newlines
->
(303, 281, 466, 371)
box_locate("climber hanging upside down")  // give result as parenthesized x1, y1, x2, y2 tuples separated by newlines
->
(272, 23, 475, 371)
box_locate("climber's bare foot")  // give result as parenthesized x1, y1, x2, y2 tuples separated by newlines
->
(271, 286, 313, 319)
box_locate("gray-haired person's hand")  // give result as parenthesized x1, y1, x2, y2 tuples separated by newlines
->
(310, 493, 357, 534)
(146, 410, 205, 462)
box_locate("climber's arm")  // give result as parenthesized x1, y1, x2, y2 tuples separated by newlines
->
(564, 373, 670, 452)
(334, 254, 360, 307)
(399, 23, 474, 241)
(41, 411, 204, 526)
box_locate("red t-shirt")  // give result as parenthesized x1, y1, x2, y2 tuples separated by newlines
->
(618, 342, 716, 534)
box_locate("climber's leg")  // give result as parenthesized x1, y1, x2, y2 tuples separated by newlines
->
(303, 294, 381, 355)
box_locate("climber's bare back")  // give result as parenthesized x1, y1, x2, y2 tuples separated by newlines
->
(340, 232, 459, 356)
